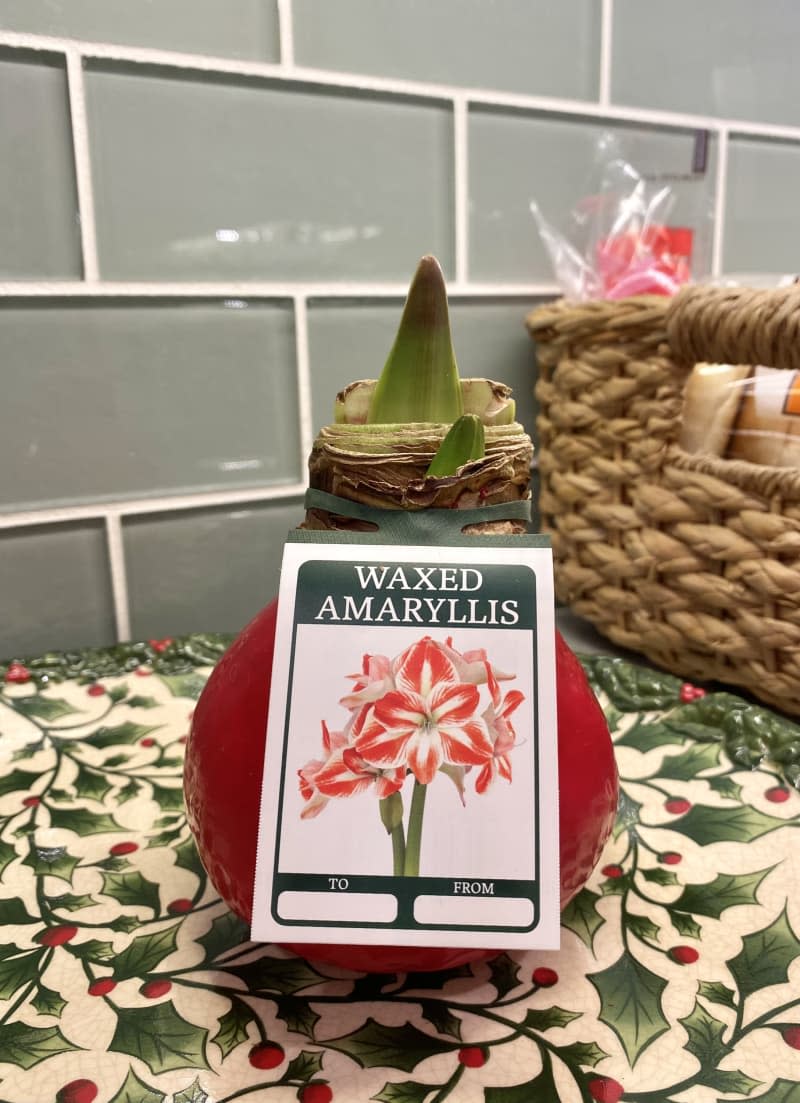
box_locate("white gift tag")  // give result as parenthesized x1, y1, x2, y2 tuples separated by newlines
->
(251, 536, 560, 950)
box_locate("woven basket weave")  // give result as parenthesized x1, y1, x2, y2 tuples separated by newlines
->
(526, 284, 800, 716)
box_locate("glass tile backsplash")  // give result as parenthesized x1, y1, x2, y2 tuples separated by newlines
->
(1, 0, 798, 656)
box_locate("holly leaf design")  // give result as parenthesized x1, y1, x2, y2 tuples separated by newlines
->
(703, 1069, 762, 1095)
(160, 673, 207, 700)
(488, 953, 521, 999)
(48, 892, 96, 913)
(211, 999, 256, 1059)
(522, 1006, 581, 1031)
(23, 845, 80, 883)
(91, 721, 160, 749)
(0, 1022, 79, 1068)
(698, 980, 737, 1010)
(276, 995, 320, 1039)
(150, 783, 185, 812)
(325, 1019, 457, 1071)
(108, 685, 129, 704)
(72, 939, 116, 962)
(113, 926, 179, 979)
(117, 779, 141, 804)
(485, 1060, 560, 1102)
(419, 999, 462, 1040)
(584, 657, 682, 710)
(679, 1000, 731, 1067)
(173, 1078, 209, 1103)
(708, 774, 743, 801)
(557, 1040, 609, 1068)
(627, 914, 660, 944)
(107, 1067, 167, 1103)
(198, 911, 248, 962)
(0, 838, 17, 876)
(0, 948, 45, 998)
(670, 911, 702, 939)
(659, 742, 722, 781)
(31, 983, 67, 1017)
(284, 1050, 324, 1084)
(0, 768, 42, 800)
(72, 761, 113, 803)
(371, 1082, 432, 1103)
(669, 804, 788, 846)
(642, 868, 679, 887)
(589, 952, 669, 1065)
(561, 888, 605, 951)
(674, 869, 772, 919)
(0, 896, 38, 925)
(13, 696, 79, 722)
(230, 954, 325, 995)
(727, 905, 800, 1001)
(102, 870, 161, 915)
(110, 915, 142, 934)
(48, 806, 120, 836)
(174, 837, 205, 876)
(127, 695, 160, 709)
(613, 789, 642, 839)
(110, 1002, 210, 1074)
(748, 1080, 800, 1102)
(615, 720, 685, 752)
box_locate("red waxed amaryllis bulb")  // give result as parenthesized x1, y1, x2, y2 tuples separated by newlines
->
(183, 257, 618, 973)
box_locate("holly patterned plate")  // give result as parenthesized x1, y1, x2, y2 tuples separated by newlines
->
(0, 639, 799, 1103)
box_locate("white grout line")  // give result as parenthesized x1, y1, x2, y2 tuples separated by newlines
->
(0, 483, 307, 531)
(453, 96, 469, 284)
(276, 0, 295, 69)
(293, 295, 315, 472)
(0, 280, 560, 300)
(711, 127, 730, 277)
(105, 515, 131, 641)
(64, 48, 100, 281)
(598, 0, 614, 107)
(3, 29, 800, 142)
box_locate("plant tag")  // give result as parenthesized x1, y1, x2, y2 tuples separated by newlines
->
(251, 532, 559, 949)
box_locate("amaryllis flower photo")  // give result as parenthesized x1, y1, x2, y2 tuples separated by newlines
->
(297, 635, 526, 877)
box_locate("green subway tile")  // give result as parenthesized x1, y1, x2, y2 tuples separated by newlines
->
(0, 52, 81, 279)
(0, 522, 115, 658)
(85, 66, 454, 280)
(724, 137, 800, 273)
(0, 1, 280, 62)
(0, 300, 300, 512)
(292, 0, 600, 101)
(306, 297, 542, 438)
(469, 108, 716, 283)
(613, 0, 800, 128)
(124, 500, 303, 639)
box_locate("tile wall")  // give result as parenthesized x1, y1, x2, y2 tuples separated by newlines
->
(2, 0, 799, 656)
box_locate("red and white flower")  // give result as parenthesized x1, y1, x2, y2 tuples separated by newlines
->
(298, 713, 405, 817)
(474, 665, 523, 794)
(339, 652, 394, 709)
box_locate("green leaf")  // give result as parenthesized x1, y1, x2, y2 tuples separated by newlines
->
(702, 1068, 762, 1096)
(670, 912, 702, 939)
(110, 1002, 210, 1074)
(698, 980, 737, 1010)
(426, 414, 485, 477)
(13, 696, 79, 722)
(198, 911, 248, 962)
(642, 868, 679, 887)
(679, 1000, 731, 1067)
(107, 1067, 167, 1103)
(627, 914, 660, 943)
(561, 888, 605, 951)
(0, 948, 45, 999)
(674, 869, 773, 919)
(325, 1019, 457, 1072)
(91, 721, 160, 749)
(230, 955, 325, 995)
(669, 804, 788, 846)
(284, 1050, 324, 1085)
(102, 870, 161, 915)
(23, 844, 79, 883)
(708, 774, 743, 801)
(748, 1079, 800, 1103)
(48, 892, 96, 913)
(371, 1082, 432, 1103)
(557, 1040, 609, 1068)
(106, 754, 134, 768)
(150, 783, 185, 812)
(615, 720, 685, 752)
(0, 768, 39, 799)
(160, 673, 207, 701)
(116, 780, 141, 805)
(211, 999, 255, 1059)
(49, 805, 120, 836)
(174, 836, 205, 876)
(727, 905, 800, 1001)
(146, 828, 183, 849)
(521, 1006, 582, 1031)
(110, 915, 142, 934)
(0, 838, 17, 876)
(113, 925, 179, 980)
(109, 685, 129, 704)
(485, 1063, 560, 1102)
(173, 1077, 209, 1103)
(419, 999, 462, 1040)
(613, 789, 642, 839)
(72, 939, 116, 962)
(487, 953, 521, 999)
(589, 952, 669, 1066)
(659, 742, 722, 781)
(127, 695, 160, 709)
(0, 1022, 79, 1068)
(586, 657, 682, 711)
(31, 983, 67, 1017)
(0, 896, 37, 924)
(276, 995, 320, 1039)
(73, 761, 113, 803)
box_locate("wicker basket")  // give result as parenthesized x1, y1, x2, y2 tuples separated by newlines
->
(526, 284, 800, 716)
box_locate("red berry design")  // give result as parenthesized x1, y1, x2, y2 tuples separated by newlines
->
(300, 1085, 333, 1103)
(679, 683, 706, 703)
(782, 1025, 800, 1049)
(532, 966, 559, 987)
(36, 924, 78, 947)
(601, 863, 624, 879)
(458, 1045, 488, 1067)
(664, 797, 691, 815)
(588, 1076, 624, 1103)
(167, 898, 193, 915)
(5, 661, 31, 684)
(109, 841, 139, 856)
(248, 1042, 285, 1069)
(669, 946, 699, 965)
(659, 852, 682, 865)
(88, 977, 117, 997)
(56, 1080, 98, 1103)
(22, 795, 40, 808)
(766, 786, 790, 803)
(148, 637, 173, 653)
(86, 684, 105, 697)
(140, 979, 172, 999)
(140, 737, 156, 748)
(135, 667, 152, 677)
